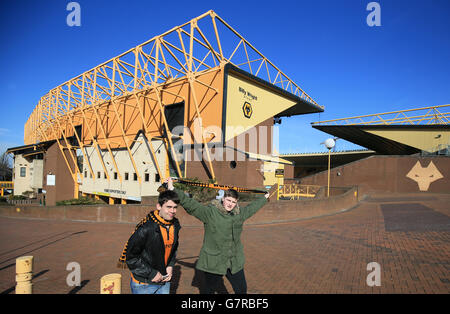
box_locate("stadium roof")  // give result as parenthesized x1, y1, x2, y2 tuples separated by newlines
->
(311, 105, 450, 155)
(281, 149, 376, 166)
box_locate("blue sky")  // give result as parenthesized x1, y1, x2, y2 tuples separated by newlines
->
(0, 0, 449, 154)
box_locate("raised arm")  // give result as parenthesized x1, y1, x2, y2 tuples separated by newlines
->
(166, 177, 211, 223)
(239, 193, 269, 221)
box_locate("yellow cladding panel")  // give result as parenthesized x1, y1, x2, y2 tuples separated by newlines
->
(225, 73, 296, 142)
(263, 161, 284, 186)
(365, 129, 450, 152)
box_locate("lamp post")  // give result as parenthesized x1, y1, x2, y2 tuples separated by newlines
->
(323, 138, 335, 197)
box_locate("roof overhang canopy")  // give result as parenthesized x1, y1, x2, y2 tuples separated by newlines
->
(7, 140, 56, 157)
(281, 150, 376, 167)
(312, 125, 450, 155)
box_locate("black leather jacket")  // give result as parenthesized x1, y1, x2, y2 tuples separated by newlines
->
(125, 211, 181, 283)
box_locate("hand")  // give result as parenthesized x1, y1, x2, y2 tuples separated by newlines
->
(162, 266, 173, 282)
(264, 192, 270, 199)
(164, 177, 174, 191)
(152, 272, 163, 283)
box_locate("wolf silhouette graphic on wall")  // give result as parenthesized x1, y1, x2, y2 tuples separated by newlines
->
(406, 161, 444, 191)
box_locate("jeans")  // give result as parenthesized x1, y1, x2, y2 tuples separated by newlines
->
(130, 278, 171, 294)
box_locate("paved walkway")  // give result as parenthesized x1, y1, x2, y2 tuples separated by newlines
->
(0, 193, 449, 294)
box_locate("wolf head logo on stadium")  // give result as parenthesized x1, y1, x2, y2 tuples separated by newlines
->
(406, 161, 444, 191)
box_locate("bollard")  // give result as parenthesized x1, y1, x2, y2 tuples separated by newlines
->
(16, 256, 33, 294)
(100, 273, 121, 294)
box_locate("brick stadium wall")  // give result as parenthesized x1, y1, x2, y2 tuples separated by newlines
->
(0, 187, 358, 226)
(43, 141, 77, 206)
(300, 155, 450, 195)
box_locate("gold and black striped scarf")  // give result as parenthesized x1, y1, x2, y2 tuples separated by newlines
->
(116, 211, 173, 269)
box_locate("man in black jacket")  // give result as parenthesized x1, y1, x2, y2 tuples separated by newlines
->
(125, 190, 181, 294)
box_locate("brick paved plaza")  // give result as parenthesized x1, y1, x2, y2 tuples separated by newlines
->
(0, 193, 449, 294)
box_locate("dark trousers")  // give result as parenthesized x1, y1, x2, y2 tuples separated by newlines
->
(203, 269, 247, 294)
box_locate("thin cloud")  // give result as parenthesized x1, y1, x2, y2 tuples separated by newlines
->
(0, 128, 10, 136)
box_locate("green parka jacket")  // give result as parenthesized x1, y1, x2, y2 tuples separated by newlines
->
(174, 188, 268, 275)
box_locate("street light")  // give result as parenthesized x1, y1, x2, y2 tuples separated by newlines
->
(323, 138, 335, 197)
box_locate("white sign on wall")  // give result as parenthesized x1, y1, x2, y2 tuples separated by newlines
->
(47, 175, 55, 186)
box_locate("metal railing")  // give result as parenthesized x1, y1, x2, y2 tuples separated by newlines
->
(0, 181, 13, 197)
(7, 199, 41, 205)
(278, 184, 321, 200)
(0, 181, 13, 189)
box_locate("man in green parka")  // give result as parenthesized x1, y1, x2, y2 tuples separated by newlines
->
(165, 177, 269, 294)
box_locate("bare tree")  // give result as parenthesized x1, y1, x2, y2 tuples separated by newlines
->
(0, 150, 12, 181)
